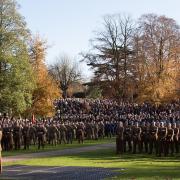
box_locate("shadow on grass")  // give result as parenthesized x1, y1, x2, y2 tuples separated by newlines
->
(2, 138, 115, 157)
(61, 149, 180, 179)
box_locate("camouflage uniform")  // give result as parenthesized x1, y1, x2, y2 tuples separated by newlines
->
(13, 123, 21, 150)
(165, 124, 174, 156)
(141, 123, 150, 153)
(123, 123, 132, 152)
(22, 124, 30, 150)
(76, 123, 84, 144)
(116, 122, 124, 154)
(149, 123, 158, 155)
(173, 124, 179, 153)
(157, 123, 167, 157)
(37, 124, 47, 149)
(59, 124, 67, 144)
(132, 123, 141, 154)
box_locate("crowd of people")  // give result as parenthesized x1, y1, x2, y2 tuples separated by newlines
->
(0, 98, 180, 157)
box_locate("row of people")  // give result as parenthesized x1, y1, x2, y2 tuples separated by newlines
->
(116, 121, 180, 156)
(0, 119, 115, 151)
(54, 99, 180, 124)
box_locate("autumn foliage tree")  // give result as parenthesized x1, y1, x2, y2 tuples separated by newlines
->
(134, 14, 180, 103)
(29, 35, 60, 117)
(84, 13, 180, 104)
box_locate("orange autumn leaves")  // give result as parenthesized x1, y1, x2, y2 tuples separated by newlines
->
(29, 36, 60, 117)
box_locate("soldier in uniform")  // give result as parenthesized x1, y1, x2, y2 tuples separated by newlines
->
(2, 124, 10, 151)
(48, 123, 58, 146)
(165, 123, 174, 156)
(29, 124, 37, 145)
(149, 122, 158, 155)
(157, 122, 167, 157)
(86, 122, 93, 140)
(93, 121, 99, 140)
(98, 121, 105, 139)
(132, 122, 141, 154)
(141, 122, 150, 153)
(22, 123, 30, 150)
(59, 123, 67, 144)
(172, 123, 179, 153)
(66, 123, 73, 144)
(123, 121, 132, 152)
(13, 122, 21, 150)
(76, 122, 85, 144)
(37, 123, 47, 149)
(116, 121, 124, 154)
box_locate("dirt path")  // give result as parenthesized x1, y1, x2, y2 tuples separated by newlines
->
(3, 143, 115, 163)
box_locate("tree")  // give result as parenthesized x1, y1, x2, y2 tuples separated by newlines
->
(49, 55, 81, 98)
(28, 35, 60, 117)
(82, 14, 135, 100)
(0, 0, 35, 115)
(135, 14, 180, 103)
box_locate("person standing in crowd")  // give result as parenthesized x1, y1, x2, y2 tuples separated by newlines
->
(141, 122, 150, 153)
(166, 123, 174, 156)
(13, 122, 21, 150)
(37, 123, 47, 149)
(173, 123, 179, 153)
(123, 121, 132, 153)
(149, 122, 158, 155)
(132, 122, 141, 154)
(22, 123, 30, 150)
(116, 122, 124, 154)
(157, 122, 167, 157)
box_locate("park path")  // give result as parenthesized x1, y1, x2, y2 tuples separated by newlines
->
(3, 142, 115, 163)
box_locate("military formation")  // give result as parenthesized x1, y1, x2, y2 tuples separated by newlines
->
(0, 98, 180, 157)
(116, 121, 180, 156)
(0, 116, 115, 152)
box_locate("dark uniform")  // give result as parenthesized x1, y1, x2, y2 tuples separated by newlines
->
(132, 123, 141, 154)
(116, 122, 124, 154)
(76, 123, 84, 144)
(157, 123, 167, 157)
(22, 124, 30, 150)
(123, 124, 132, 152)
(59, 124, 67, 144)
(29, 125, 37, 145)
(37, 124, 47, 149)
(166, 125, 174, 156)
(141, 124, 149, 153)
(98, 122, 105, 139)
(66, 124, 73, 144)
(173, 124, 179, 153)
(149, 123, 158, 155)
(93, 123, 99, 140)
(2, 125, 11, 151)
(13, 123, 21, 150)
(48, 124, 58, 146)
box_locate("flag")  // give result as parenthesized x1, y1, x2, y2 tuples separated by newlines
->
(32, 114, 35, 124)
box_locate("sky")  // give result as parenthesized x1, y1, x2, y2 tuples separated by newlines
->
(18, 0, 180, 78)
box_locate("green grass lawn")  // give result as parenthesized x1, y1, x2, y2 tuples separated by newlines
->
(2, 138, 115, 157)
(5, 148, 180, 180)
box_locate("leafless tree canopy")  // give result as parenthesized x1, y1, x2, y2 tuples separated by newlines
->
(49, 55, 81, 98)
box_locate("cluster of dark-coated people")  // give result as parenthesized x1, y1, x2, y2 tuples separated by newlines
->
(0, 98, 180, 157)
(55, 98, 180, 157)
